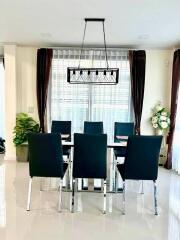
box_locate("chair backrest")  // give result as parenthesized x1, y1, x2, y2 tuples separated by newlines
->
(28, 133, 64, 178)
(51, 121, 71, 140)
(114, 122, 134, 142)
(84, 121, 103, 134)
(124, 135, 162, 180)
(73, 133, 107, 179)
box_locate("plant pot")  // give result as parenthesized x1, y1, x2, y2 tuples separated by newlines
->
(155, 129, 164, 135)
(16, 143, 28, 162)
(159, 146, 168, 166)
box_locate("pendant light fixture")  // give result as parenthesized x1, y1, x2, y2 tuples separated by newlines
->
(67, 18, 119, 85)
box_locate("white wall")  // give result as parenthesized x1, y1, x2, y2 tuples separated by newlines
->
(0, 46, 3, 55)
(4, 45, 17, 160)
(0, 61, 5, 138)
(0, 47, 5, 138)
(16, 46, 38, 121)
(141, 50, 173, 134)
(4, 45, 38, 160)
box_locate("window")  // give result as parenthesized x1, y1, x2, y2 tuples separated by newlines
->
(49, 49, 131, 141)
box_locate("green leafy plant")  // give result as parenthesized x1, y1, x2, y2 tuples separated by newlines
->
(13, 113, 40, 146)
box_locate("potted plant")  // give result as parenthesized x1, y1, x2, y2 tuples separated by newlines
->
(150, 102, 170, 166)
(150, 102, 170, 135)
(13, 113, 40, 162)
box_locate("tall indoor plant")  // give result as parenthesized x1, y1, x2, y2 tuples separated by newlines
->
(13, 113, 39, 161)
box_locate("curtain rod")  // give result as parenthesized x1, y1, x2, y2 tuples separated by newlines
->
(48, 46, 134, 51)
(47, 46, 135, 51)
(6, 43, 174, 50)
(45, 45, 161, 51)
(17, 44, 137, 51)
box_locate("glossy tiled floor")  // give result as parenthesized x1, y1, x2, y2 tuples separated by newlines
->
(0, 155, 180, 240)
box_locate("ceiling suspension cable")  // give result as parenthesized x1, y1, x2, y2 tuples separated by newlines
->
(67, 18, 119, 85)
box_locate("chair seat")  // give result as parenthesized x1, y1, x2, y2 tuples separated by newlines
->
(117, 163, 158, 181)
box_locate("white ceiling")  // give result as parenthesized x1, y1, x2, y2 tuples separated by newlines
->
(0, 0, 180, 49)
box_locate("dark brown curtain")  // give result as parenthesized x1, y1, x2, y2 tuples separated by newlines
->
(165, 49, 180, 169)
(0, 57, 4, 68)
(2, 57, 5, 68)
(36, 48, 53, 133)
(129, 50, 146, 135)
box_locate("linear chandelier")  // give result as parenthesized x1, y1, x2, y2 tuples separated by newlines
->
(67, 18, 119, 85)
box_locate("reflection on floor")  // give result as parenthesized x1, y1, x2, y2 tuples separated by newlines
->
(0, 156, 180, 240)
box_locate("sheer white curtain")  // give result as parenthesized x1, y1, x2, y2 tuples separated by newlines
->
(49, 49, 90, 133)
(49, 48, 131, 140)
(172, 91, 180, 174)
(91, 51, 131, 141)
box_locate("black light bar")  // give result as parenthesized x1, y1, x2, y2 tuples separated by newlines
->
(67, 67, 119, 85)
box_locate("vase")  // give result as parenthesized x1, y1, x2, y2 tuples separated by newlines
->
(155, 129, 163, 136)
(155, 128, 167, 151)
(16, 143, 28, 162)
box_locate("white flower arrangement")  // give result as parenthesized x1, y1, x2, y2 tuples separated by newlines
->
(151, 103, 170, 130)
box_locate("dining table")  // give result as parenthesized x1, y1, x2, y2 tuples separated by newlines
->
(62, 140, 127, 193)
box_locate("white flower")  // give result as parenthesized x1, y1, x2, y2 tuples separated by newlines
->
(151, 103, 170, 130)
(160, 116, 167, 121)
(161, 111, 167, 116)
(155, 104, 163, 112)
(152, 116, 158, 123)
(153, 123, 158, 129)
(160, 121, 168, 129)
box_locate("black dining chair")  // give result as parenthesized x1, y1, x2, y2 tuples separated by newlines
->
(113, 122, 134, 192)
(84, 121, 104, 135)
(83, 121, 104, 190)
(114, 122, 134, 158)
(117, 135, 162, 215)
(51, 121, 71, 158)
(72, 133, 107, 214)
(27, 133, 68, 212)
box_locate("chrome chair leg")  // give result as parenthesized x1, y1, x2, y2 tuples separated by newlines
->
(113, 156, 116, 191)
(103, 180, 107, 214)
(27, 178, 32, 211)
(115, 166, 118, 193)
(71, 178, 76, 213)
(122, 181, 125, 215)
(141, 180, 144, 194)
(64, 169, 68, 191)
(67, 153, 71, 190)
(40, 178, 43, 191)
(58, 179, 63, 212)
(69, 153, 73, 190)
(153, 180, 158, 215)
